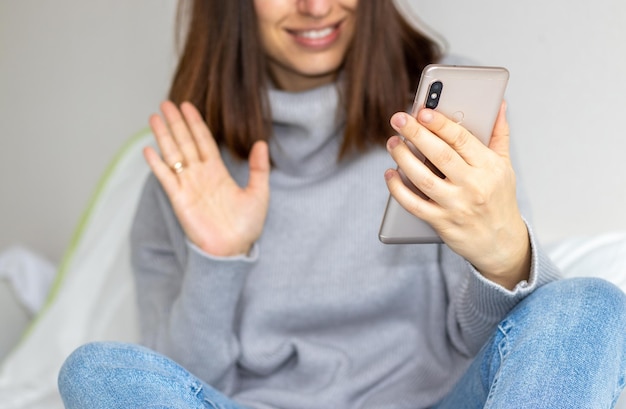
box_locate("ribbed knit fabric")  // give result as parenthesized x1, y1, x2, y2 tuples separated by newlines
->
(130, 74, 561, 409)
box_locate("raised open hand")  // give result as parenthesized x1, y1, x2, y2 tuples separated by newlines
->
(385, 103, 530, 289)
(144, 101, 270, 257)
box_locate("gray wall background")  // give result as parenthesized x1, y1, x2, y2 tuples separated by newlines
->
(1, 1, 625, 263)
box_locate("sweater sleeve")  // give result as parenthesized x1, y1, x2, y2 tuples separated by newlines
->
(441, 220, 561, 356)
(129, 174, 255, 389)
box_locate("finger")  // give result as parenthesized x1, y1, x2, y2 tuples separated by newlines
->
(416, 109, 486, 166)
(390, 112, 466, 183)
(180, 101, 220, 162)
(143, 146, 180, 195)
(246, 140, 270, 195)
(384, 167, 444, 223)
(386, 135, 453, 204)
(149, 113, 185, 170)
(487, 101, 511, 157)
(160, 100, 199, 163)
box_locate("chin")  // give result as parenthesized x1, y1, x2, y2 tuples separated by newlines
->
(297, 59, 344, 78)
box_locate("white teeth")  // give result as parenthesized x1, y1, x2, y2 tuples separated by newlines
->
(297, 27, 334, 39)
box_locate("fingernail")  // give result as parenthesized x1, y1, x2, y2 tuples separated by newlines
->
(419, 110, 434, 124)
(391, 113, 407, 128)
(387, 136, 400, 150)
(384, 169, 395, 181)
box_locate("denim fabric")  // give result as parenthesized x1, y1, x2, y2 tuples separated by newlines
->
(58, 342, 245, 409)
(58, 278, 626, 409)
(433, 278, 626, 409)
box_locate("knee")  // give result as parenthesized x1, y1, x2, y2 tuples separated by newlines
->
(517, 277, 626, 338)
(58, 341, 132, 405)
(571, 277, 626, 337)
(544, 277, 626, 318)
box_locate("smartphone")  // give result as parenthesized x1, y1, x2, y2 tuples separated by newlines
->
(378, 64, 509, 244)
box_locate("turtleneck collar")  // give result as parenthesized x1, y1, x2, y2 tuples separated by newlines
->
(266, 82, 347, 178)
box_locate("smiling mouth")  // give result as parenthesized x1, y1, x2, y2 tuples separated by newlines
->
(296, 26, 336, 39)
(287, 20, 344, 43)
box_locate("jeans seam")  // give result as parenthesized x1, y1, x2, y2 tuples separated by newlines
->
(190, 381, 221, 409)
(484, 320, 513, 409)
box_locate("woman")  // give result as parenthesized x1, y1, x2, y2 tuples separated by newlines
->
(58, 0, 626, 408)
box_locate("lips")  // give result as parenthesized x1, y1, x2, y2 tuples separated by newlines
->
(286, 20, 344, 49)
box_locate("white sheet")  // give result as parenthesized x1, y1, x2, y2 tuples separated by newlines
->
(0, 132, 149, 409)
(0, 246, 55, 315)
(548, 232, 626, 288)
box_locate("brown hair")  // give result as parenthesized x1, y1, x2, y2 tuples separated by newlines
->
(169, 0, 441, 161)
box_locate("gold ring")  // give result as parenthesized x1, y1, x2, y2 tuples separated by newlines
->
(171, 161, 184, 174)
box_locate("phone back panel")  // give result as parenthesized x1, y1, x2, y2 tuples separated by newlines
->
(379, 65, 509, 244)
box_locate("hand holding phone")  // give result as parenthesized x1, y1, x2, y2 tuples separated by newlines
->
(380, 64, 531, 289)
(379, 64, 509, 244)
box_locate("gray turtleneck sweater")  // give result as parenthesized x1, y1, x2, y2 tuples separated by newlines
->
(130, 79, 561, 408)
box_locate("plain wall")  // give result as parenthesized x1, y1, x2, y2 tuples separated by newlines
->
(1, 1, 625, 263)
(0, 0, 177, 262)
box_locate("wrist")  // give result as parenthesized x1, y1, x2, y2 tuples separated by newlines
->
(202, 243, 253, 258)
(193, 235, 254, 258)
(188, 238, 256, 260)
(475, 217, 531, 290)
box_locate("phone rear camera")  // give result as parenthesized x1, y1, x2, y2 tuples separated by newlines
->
(425, 81, 443, 109)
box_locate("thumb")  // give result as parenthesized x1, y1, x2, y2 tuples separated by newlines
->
(247, 140, 271, 195)
(488, 101, 511, 157)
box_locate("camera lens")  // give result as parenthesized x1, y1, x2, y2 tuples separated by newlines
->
(425, 81, 443, 109)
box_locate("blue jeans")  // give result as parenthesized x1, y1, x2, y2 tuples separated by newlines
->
(58, 278, 626, 408)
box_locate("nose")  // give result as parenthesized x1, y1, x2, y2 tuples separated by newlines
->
(297, 0, 332, 18)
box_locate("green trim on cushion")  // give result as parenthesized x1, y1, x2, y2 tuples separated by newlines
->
(16, 127, 151, 343)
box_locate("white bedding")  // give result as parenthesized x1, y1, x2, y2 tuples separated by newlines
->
(548, 233, 626, 287)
